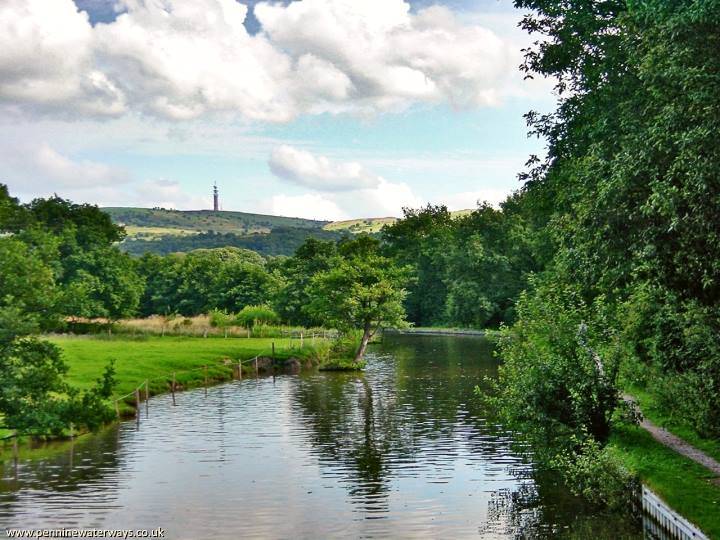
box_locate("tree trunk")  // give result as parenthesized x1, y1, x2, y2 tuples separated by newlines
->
(354, 323, 373, 362)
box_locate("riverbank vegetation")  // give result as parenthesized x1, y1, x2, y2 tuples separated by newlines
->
(469, 0, 720, 532)
(0, 185, 411, 439)
(49, 334, 329, 405)
(296, 0, 720, 531)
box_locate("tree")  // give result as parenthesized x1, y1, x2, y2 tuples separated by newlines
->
(307, 237, 410, 362)
(275, 238, 337, 326)
(382, 205, 453, 326)
(236, 305, 280, 330)
(60, 247, 144, 321)
(27, 195, 125, 249)
(491, 277, 622, 447)
(137, 253, 183, 316)
(0, 183, 31, 232)
(510, 0, 720, 437)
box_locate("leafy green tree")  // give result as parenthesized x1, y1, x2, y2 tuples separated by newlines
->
(0, 183, 31, 232)
(60, 247, 144, 321)
(0, 236, 59, 334)
(27, 195, 125, 249)
(214, 260, 280, 313)
(510, 0, 720, 437)
(307, 237, 410, 362)
(275, 238, 337, 326)
(0, 187, 119, 436)
(490, 277, 623, 447)
(137, 253, 183, 316)
(382, 205, 453, 326)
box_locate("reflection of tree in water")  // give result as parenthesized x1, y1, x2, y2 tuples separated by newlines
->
(292, 335, 642, 536)
(291, 368, 408, 511)
(0, 425, 123, 521)
(290, 335, 516, 512)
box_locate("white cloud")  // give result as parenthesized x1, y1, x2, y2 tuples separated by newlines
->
(0, 0, 125, 116)
(0, 0, 519, 122)
(269, 145, 380, 191)
(266, 193, 348, 221)
(332, 178, 423, 217)
(0, 142, 130, 192)
(266, 145, 422, 218)
(131, 179, 211, 210)
(0, 141, 210, 209)
(437, 188, 509, 210)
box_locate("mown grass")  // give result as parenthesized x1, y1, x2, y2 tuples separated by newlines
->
(609, 423, 720, 539)
(627, 384, 720, 464)
(48, 335, 327, 409)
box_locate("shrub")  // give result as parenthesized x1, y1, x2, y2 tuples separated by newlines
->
(487, 276, 623, 447)
(235, 305, 279, 329)
(552, 437, 637, 510)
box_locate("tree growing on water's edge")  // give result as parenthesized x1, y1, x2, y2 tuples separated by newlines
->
(474, 0, 720, 508)
(307, 236, 410, 363)
(0, 194, 119, 436)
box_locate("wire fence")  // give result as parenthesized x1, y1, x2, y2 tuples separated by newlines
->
(2, 332, 334, 445)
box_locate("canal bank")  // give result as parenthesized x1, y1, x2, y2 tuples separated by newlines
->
(0, 334, 642, 538)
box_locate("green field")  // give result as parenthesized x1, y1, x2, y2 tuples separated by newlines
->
(323, 210, 475, 235)
(124, 226, 201, 239)
(323, 217, 397, 234)
(49, 335, 324, 407)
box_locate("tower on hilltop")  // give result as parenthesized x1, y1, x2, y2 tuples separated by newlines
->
(213, 182, 219, 212)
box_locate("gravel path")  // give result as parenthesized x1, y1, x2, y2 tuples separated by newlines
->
(623, 394, 720, 477)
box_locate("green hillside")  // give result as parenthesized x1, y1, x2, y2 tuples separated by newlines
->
(104, 207, 328, 236)
(323, 209, 474, 234)
(102, 207, 474, 257)
(323, 217, 397, 234)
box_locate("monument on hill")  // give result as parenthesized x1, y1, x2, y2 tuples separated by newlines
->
(213, 182, 219, 212)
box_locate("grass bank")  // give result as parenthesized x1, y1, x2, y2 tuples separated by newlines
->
(626, 384, 720, 464)
(48, 335, 329, 412)
(609, 423, 720, 538)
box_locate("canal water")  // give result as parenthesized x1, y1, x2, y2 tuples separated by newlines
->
(1, 335, 640, 538)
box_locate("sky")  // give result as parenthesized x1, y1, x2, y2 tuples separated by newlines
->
(0, 0, 554, 220)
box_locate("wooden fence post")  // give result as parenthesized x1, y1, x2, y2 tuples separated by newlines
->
(254, 356, 258, 376)
(135, 389, 140, 423)
(237, 360, 243, 380)
(115, 399, 120, 418)
(145, 380, 150, 414)
(300, 331, 304, 348)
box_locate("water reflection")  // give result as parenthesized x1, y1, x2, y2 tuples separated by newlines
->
(0, 335, 641, 538)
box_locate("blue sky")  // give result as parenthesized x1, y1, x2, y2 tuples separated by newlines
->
(0, 0, 553, 220)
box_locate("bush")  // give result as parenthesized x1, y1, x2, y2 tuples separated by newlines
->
(208, 309, 234, 328)
(236, 305, 280, 329)
(622, 285, 720, 437)
(552, 437, 638, 510)
(487, 276, 623, 447)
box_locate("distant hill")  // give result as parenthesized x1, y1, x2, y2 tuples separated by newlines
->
(103, 207, 328, 238)
(102, 206, 474, 257)
(322, 209, 474, 234)
(323, 217, 397, 234)
(120, 227, 347, 257)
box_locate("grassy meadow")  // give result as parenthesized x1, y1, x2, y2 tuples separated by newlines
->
(49, 334, 329, 409)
